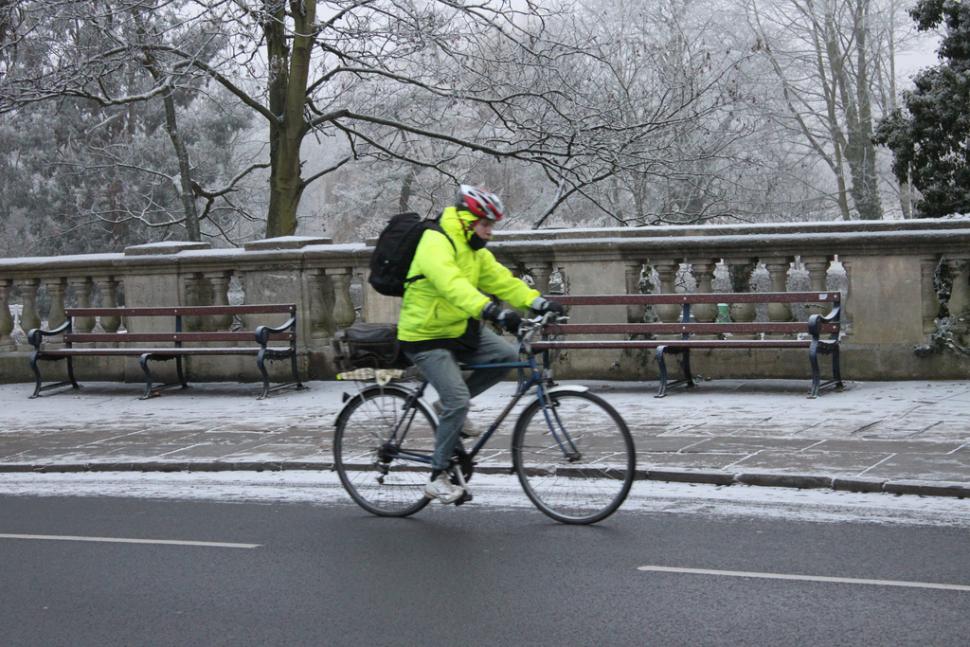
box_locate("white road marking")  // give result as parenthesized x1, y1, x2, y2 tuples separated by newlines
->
(637, 565, 970, 592)
(0, 533, 260, 549)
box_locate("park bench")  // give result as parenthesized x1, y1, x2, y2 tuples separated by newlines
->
(27, 304, 304, 400)
(531, 291, 842, 398)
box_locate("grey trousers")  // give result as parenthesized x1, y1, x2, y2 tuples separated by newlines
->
(404, 326, 518, 471)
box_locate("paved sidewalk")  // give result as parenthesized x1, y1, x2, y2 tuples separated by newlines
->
(1, 378, 969, 498)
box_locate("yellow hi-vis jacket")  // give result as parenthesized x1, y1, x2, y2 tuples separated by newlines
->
(396, 206, 540, 342)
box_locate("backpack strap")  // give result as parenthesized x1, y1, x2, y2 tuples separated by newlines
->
(405, 221, 457, 289)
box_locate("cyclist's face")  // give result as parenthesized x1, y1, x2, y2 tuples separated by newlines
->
(471, 218, 494, 240)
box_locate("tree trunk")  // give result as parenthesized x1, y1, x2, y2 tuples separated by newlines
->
(264, 0, 315, 239)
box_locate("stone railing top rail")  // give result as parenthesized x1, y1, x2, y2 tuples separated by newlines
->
(1, 218, 969, 279)
(489, 216, 970, 241)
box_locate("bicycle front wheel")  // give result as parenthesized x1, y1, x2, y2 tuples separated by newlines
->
(512, 389, 635, 524)
(333, 387, 436, 517)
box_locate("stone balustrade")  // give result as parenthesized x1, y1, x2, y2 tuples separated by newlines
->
(1, 219, 968, 385)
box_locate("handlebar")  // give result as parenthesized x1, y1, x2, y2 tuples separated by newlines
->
(517, 311, 567, 345)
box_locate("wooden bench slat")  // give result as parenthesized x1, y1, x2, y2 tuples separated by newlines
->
(547, 323, 839, 335)
(37, 347, 270, 356)
(63, 332, 294, 343)
(551, 292, 840, 306)
(531, 339, 826, 350)
(64, 304, 296, 317)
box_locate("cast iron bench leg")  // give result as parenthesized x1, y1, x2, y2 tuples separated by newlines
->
(290, 352, 306, 391)
(139, 353, 156, 400)
(832, 344, 844, 391)
(808, 340, 821, 398)
(175, 356, 188, 389)
(29, 352, 43, 399)
(654, 346, 669, 398)
(256, 348, 270, 399)
(680, 348, 695, 389)
(66, 355, 79, 390)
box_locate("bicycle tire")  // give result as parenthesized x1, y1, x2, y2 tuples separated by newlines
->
(333, 386, 435, 517)
(512, 390, 635, 524)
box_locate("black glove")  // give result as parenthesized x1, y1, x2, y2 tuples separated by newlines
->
(482, 302, 522, 334)
(531, 297, 565, 315)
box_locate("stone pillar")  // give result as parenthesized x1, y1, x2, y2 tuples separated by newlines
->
(16, 279, 41, 342)
(688, 259, 717, 323)
(205, 271, 233, 331)
(652, 260, 681, 323)
(181, 273, 202, 331)
(763, 260, 792, 322)
(327, 268, 356, 330)
(0, 279, 14, 351)
(66, 277, 94, 333)
(946, 257, 970, 319)
(526, 264, 552, 296)
(307, 269, 335, 343)
(93, 276, 120, 333)
(920, 257, 941, 333)
(624, 262, 646, 324)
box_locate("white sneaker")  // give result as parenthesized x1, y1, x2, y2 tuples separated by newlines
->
(432, 401, 482, 438)
(424, 473, 464, 504)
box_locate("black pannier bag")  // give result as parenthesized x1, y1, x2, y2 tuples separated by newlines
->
(333, 323, 410, 370)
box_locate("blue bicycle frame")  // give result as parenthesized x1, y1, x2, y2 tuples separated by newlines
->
(378, 320, 582, 468)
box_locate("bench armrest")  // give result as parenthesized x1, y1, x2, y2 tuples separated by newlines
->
(254, 317, 296, 346)
(27, 320, 72, 348)
(807, 305, 841, 339)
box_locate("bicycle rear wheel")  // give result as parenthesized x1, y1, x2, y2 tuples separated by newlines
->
(333, 386, 436, 517)
(512, 389, 635, 524)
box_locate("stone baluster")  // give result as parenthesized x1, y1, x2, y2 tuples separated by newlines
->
(205, 271, 233, 331)
(802, 256, 832, 293)
(688, 259, 717, 323)
(328, 268, 357, 329)
(93, 276, 120, 333)
(526, 264, 552, 296)
(725, 259, 756, 333)
(652, 260, 681, 324)
(624, 262, 646, 324)
(66, 277, 94, 333)
(763, 259, 792, 322)
(920, 257, 942, 333)
(17, 279, 42, 345)
(0, 279, 14, 351)
(45, 277, 68, 332)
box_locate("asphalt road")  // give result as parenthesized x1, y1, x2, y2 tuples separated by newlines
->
(2, 495, 969, 646)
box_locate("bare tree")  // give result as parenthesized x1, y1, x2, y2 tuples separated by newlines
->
(746, 0, 907, 220)
(0, 0, 259, 246)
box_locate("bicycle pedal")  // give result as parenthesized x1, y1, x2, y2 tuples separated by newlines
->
(454, 491, 473, 506)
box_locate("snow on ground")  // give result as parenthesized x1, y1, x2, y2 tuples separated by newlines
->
(3, 470, 970, 528)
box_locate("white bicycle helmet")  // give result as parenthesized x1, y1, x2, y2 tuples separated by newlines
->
(456, 184, 507, 222)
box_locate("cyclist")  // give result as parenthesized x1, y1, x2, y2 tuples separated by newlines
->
(397, 185, 564, 503)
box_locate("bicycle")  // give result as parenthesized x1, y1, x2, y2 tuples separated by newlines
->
(332, 313, 636, 525)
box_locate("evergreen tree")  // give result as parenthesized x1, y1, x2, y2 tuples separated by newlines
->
(876, 0, 970, 217)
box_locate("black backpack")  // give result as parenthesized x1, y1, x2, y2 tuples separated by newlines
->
(368, 212, 455, 296)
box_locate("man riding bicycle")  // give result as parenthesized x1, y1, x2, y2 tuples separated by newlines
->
(397, 185, 564, 503)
